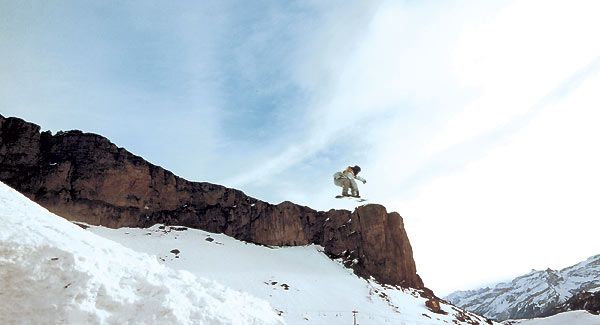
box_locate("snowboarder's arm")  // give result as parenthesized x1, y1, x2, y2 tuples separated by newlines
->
(354, 175, 366, 184)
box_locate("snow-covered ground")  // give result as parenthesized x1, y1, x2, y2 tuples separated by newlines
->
(0, 181, 283, 325)
(504, 311, 600, 325)
(0, 180, 495, 324)
(88, 220, 494, 324)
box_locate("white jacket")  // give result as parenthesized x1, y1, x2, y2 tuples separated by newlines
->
(335, 170, 366, 191)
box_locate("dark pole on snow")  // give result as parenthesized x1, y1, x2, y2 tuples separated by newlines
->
(352, 310, 358, 325)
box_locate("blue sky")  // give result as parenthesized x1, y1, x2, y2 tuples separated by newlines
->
(2, 0, 600, 295)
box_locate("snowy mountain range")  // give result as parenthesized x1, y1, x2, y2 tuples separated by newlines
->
(446, 255, 600, 321)
(0, 180, 496, 324)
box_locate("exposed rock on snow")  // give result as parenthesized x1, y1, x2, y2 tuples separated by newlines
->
(0, 115, 423, 289)
(0, 181, 283, 325)
(446, 255, 600, 321)
(553, 290, 600, 315)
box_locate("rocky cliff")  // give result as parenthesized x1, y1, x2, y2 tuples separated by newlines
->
(0, 114, 424, 289)
(553, 290, 600, 316)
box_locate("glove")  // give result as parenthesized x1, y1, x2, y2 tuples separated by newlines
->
(362, 180, 367, 184)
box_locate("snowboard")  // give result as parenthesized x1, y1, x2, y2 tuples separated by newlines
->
(335, 195, 367, 202)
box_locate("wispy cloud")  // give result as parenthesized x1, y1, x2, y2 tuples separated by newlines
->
(364, 0, 600, 294)
(425, 0, 600, 156)
(228, 1, 507, 201)
(404, 69, 600, 294)
(0, 1, 232, 180)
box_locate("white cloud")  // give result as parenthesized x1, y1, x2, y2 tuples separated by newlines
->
(354, 0, 600, 295)
(425, 0, 600, 156)
(405, 68, 600, 295)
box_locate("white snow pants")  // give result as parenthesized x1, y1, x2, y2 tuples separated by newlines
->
(333, 172, 358, 196)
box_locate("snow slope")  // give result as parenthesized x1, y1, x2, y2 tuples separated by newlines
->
(446, 255, 600, 321)
(88, 222, 497, 324)
(0, 181, 283, 325)
(503, 310, 600, 325)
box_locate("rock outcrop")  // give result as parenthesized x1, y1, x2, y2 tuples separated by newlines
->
(553, 291, 600, 315)
(0, 114, 423, 289)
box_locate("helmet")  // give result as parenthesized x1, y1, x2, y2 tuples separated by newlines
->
(351, 165, 361, 175)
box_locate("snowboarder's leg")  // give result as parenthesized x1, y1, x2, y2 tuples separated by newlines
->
(349, 178, 360, 197)
(340, 179, 351, 196)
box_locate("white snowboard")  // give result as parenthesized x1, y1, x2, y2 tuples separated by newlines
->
(335, 195, 367, 202)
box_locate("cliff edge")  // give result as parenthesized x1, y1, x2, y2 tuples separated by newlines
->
(0, 114, 424, 289)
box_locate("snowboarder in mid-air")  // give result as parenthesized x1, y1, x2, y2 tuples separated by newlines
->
(333, 165, 366, 199)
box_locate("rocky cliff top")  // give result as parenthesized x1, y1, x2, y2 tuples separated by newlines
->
(0, 114, 424, 289)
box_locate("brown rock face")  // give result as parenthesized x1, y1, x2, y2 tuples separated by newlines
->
(0, 114, 424, 289)
(553, 291, 600, 315)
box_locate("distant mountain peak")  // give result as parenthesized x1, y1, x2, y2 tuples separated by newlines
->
(446, 255, 600, 321)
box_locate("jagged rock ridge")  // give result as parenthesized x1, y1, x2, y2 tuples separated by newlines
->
(553, 290, 600, 315)
(445, 254, 600, 321)
(0, 114, 423, 289)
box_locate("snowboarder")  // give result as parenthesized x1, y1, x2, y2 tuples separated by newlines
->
(333, 165, 366, 198)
